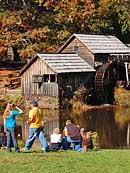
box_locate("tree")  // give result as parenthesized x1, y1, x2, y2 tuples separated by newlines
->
(0, 0, 130, 61)
(87, 0, 130, 42)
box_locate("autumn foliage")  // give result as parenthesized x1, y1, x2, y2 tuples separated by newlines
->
(0, 0, 130, 60)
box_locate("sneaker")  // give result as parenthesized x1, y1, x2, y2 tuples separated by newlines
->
(15, 150, 20, 153)
(45, 147, 50, 152)
(7, 149, 12, 152)
(22, 148, 30, 152)
(41, 147, 45, 151)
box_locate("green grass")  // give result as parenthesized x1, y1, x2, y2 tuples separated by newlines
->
(0, 149, 130, 173)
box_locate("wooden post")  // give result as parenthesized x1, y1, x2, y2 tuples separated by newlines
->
(127, 123, 130, 148)
(125, 62, 129, 86)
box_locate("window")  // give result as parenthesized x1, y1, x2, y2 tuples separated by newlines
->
(50, 74, 56, 82)
(32, 75, 43, 83)
(73, 45, 79, 52)
(32, 74, 56, 83)
(44, 74, 49, 82)
(43, 74, 56, 83)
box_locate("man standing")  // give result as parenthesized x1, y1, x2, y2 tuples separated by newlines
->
(24, 100, 49, 152)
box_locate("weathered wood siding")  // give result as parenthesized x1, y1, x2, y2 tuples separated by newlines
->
(60, 38, 94, 67)
(21, 58, 58, 96)
(58, 72, 94, 96)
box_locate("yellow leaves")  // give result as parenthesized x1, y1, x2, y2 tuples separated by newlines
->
(44, 0, 54, 10)
(90, 3, 95, 9)
(0, 38, 8, 47)
(114, 88, 130, 107)
(19, 49, 33, 60)
(1, 12, 19, 29)
(2, 18, 15, 29)
(26, 27, 51, 40)
(1, 31, 22, 47)
(56, 30, 70, 40)
(0, 46, 7, 57)
(1, 10, 32, 30)
(114, 106, 130, 128)
(0, 30, 22, 56)
(100, 0, 112, 5)
(19, 43, 43, 59)
(46, 45, 58, 53)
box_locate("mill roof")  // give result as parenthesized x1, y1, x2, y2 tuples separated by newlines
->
(20, 53, 95, 75)
(58, 34, 130, 54)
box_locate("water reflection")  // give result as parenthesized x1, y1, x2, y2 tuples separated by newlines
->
(114, 107, 130, 148)
(43, 107, 129, 149)
(1, 107, 130, 149)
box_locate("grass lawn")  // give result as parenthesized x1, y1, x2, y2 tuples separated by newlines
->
(0, 149, 130, 173)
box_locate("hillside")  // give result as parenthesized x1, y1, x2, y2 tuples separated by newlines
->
(0, 62, 25, 98)
(0, 67, 20, 88)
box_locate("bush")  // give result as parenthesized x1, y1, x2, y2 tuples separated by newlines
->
(114, 88, 130, 107)
(17, 139, 25, 148)
(73, 85, 88, 103)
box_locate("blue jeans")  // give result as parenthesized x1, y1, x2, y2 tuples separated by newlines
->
(66, 136, 82, 151)
(0, 135, 2, 147)
(25, 127, 49, 150)
(6, 127, 19, 152)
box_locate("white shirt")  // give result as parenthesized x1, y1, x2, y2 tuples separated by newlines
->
(51, 134, 62, 143)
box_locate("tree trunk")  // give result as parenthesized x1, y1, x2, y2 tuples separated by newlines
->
(13, 47, 21, 62)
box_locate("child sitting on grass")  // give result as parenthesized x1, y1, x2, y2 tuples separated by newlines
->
(50, 128, 62, 151)
(81, 131, 93, 151)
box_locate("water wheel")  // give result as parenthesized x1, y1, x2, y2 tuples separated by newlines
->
(95, 62, 117, 104)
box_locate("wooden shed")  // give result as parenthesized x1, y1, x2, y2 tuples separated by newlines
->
(20, 53, 95, 108)
(58, 34, 130, 67)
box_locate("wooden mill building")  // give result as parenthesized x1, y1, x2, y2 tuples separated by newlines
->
(20, 53, 95, 108)
(21, 33, 130, 106)
(58, 34, 130, 67)
(58, 34, 130, 104)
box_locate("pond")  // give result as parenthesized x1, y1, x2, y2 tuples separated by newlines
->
(43, 106, 130, 149)
(0, 106, 130, 149)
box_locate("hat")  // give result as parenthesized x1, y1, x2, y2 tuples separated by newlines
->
(30, 100, 38, 106)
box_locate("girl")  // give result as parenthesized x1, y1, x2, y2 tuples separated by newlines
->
(3, 102, 23, 152)
(50, 128, 62, 151)
(81, 131, 93, 151)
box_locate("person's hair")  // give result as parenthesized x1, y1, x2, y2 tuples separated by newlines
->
(53, 128, 60, 134)
(65, 120, 71, 124)
(83, 131, 92, 138)
(76, 124, 80, 129)
(30, 100, 38, 107)
(3, 102, 16, 119)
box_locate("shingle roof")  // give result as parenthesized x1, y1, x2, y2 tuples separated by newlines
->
(59, 34, 130, 54)
(38, 53, 95, 73)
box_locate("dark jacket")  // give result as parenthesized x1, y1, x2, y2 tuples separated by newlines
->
(66, 123, 81, 140)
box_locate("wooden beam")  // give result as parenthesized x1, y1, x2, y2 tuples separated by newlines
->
(125, 62, 129, 86)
